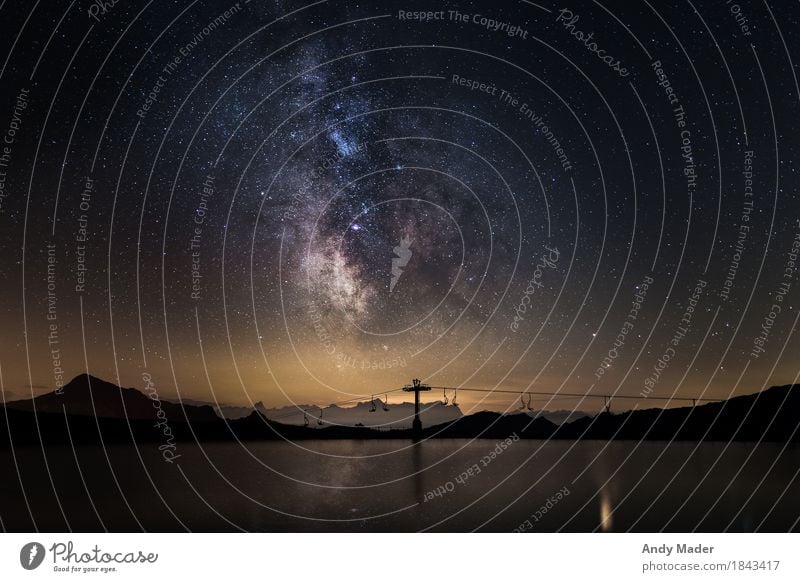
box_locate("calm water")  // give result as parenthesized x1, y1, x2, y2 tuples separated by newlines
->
(1, 440, 798, 532)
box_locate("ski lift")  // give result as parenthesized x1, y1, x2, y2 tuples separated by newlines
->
(303, 412, 309, 427)
(451, 389, 458, 406)
(382, 394, 390, 411)
(317, 409, 324, 426)
(442, 387, 449, 406)
(369, 396, 377, 412)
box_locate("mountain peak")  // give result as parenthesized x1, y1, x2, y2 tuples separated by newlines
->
(62, 373, 117, 393)
(7, 374, 218, 422)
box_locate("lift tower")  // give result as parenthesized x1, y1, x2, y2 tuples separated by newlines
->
(402, 378, 431, 436)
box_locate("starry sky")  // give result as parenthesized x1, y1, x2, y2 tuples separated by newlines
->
(0, 0, 799, 415)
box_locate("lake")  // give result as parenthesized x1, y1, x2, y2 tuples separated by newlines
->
(1, 439, 798, 532)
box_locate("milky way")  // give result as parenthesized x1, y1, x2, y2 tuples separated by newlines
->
(0, 0, 798, 419)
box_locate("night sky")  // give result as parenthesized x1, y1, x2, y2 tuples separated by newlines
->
(1, 0, 799, 416)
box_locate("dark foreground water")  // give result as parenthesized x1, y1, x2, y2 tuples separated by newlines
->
(1, 440, 798, 532)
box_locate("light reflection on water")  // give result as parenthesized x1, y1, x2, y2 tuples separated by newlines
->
(599, 490, 613, 532)
(0, 439, 798, 532)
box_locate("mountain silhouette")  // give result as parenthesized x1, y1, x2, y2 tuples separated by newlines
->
(418, 411, 557, 439)
(5, 374, 218, 422)
(552, 384, 800, 442)
(1, 375, 798, 445)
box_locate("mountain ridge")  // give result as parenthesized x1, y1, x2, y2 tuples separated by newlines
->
(1, 374, 798, 444)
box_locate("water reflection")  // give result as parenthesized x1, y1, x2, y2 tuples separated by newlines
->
(599, 490, 613, 532)
(0, 440, 797, 531)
